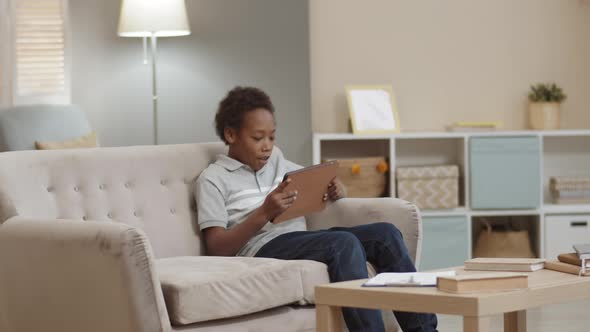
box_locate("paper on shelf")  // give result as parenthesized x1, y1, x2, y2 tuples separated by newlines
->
(363, 270, 457, 287)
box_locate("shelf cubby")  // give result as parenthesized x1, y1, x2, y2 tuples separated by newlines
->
(542, 135, 590, 206)
(471, 215, 541, 259)
(394, 137, 466, 208)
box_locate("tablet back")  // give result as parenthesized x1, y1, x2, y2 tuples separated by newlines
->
(273, 161, 338, 223)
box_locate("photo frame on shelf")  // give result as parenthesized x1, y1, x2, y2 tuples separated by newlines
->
(345, 85, 400, 134)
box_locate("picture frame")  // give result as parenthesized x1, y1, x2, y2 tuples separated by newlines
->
(345, 85, 400, 134)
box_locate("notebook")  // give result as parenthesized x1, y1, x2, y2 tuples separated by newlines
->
(464, 258, 545, 272)
(573, 244, 590, 274)
(272, 161, 338, 223)
(363, 270, 456, 287)
(573, 244, 590, 260)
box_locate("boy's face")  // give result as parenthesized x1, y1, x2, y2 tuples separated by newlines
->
(225, 108, 276, 171)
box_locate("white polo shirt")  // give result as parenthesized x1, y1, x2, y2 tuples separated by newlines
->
(195, 147, 307, 256)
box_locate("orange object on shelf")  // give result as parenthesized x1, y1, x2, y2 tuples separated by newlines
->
(351, 163, 361, 175)
(376, 160, 389, 174)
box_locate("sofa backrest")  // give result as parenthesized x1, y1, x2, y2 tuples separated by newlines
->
(0, 142, 227, 258)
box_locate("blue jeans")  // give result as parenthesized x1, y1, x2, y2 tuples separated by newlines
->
(255, 222, 438, 332)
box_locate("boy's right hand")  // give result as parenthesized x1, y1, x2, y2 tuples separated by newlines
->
(260, 178, 298, 222)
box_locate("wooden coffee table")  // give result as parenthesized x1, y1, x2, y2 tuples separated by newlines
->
(315, 268, 590, 332)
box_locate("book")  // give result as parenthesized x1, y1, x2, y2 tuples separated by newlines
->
(553, 197, 590, 205)
(544, 260, 590, 276)
(363, 270, 456, 287)
(573, 244, 590, 260)
(437, 272, 528, 294)
(464, 258, 545, 272)
(448, 126, 497, 133)
(453, 121, 501, 127)
(558, 253, 590, 267)
(447, 121, 501, 132)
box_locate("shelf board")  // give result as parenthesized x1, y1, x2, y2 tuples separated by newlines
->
(420, 205, 590, 216)
(392, 132, 467, 139)
(420, 206, 590, 216)
(543, 204, 590, 214)
(469, 209, 541, 216)
(540, 130, 590, 137)
(421, 207, 468, 217)
(314, 129, 590, 141)
(314, 133, 391, 140)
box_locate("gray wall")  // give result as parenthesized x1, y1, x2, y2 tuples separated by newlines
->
(70, 0, 311, 165)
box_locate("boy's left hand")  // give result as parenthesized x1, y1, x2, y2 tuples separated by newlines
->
(323, 177, 346, 201)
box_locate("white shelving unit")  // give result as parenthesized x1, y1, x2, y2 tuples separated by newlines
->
(314, 130, 590, 268)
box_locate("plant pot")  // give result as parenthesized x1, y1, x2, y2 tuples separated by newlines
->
(528, 102, 560, 130)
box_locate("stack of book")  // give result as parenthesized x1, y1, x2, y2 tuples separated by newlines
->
(434, 257, 542, 294)
(549, 176, 590, 204)
(545, 244, 590, 276)
(447, 122, 501, 132)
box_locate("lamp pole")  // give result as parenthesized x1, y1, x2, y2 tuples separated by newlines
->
(117, 0, 190, 146)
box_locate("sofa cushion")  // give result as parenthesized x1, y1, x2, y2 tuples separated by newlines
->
(35, 131, 98, 149)
(156, 256, 328, 325)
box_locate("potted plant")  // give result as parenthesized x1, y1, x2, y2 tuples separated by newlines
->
(527, 83, 566, 130)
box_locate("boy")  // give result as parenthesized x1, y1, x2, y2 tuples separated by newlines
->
(196, 86, 438, 332)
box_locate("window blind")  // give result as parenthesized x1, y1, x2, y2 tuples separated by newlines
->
(14, 0, 66, 98)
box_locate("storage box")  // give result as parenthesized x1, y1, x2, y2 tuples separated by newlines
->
(421, 216, 468, 271)
(470, 137, 540, 209)
(330, 157, 388, 198)
(396, 165, 459, 209)
(549, 176, 590, 204)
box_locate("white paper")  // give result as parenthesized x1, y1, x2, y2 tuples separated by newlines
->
(363, 270, 456, 287)
(349, 89, 396, 131)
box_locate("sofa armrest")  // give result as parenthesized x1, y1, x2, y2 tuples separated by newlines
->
(0, 217, 171, 332)
(306, 198, 422, 266)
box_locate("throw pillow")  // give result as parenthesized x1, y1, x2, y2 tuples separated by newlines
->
(35, 131, 98, 150)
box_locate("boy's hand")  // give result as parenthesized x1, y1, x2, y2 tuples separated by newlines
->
(260, 178, 298, 221)
(323, 177, 346, 201)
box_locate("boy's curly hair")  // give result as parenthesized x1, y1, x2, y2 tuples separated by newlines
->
(215, 86, 275, 144)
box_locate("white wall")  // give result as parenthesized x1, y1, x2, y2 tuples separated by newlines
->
(70, 0, 311, 164)
(310, 0, 590, 133)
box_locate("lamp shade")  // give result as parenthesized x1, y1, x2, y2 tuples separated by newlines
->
(118, 0, 190, 37)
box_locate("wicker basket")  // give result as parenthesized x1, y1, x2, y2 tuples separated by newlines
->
(396, 165, 459, 209)
(329, 157, 388, 198)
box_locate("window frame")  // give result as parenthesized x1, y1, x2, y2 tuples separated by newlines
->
(0, 0, 12, 106)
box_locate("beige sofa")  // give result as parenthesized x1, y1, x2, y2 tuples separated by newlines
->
(0, 143, 423, 332)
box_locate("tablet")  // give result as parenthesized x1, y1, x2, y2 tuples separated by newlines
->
(273, 160, 338, 223)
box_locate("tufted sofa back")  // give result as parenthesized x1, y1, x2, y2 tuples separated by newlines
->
(0, 142, 227, 258)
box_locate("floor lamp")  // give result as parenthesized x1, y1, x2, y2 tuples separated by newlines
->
(117, 0, 190, 145)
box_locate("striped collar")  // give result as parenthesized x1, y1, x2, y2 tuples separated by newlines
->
(215, 149, 277, 174)
(215, 154, 246, 172)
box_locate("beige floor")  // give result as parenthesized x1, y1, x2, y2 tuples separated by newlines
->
(436, 299, 590, 331)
